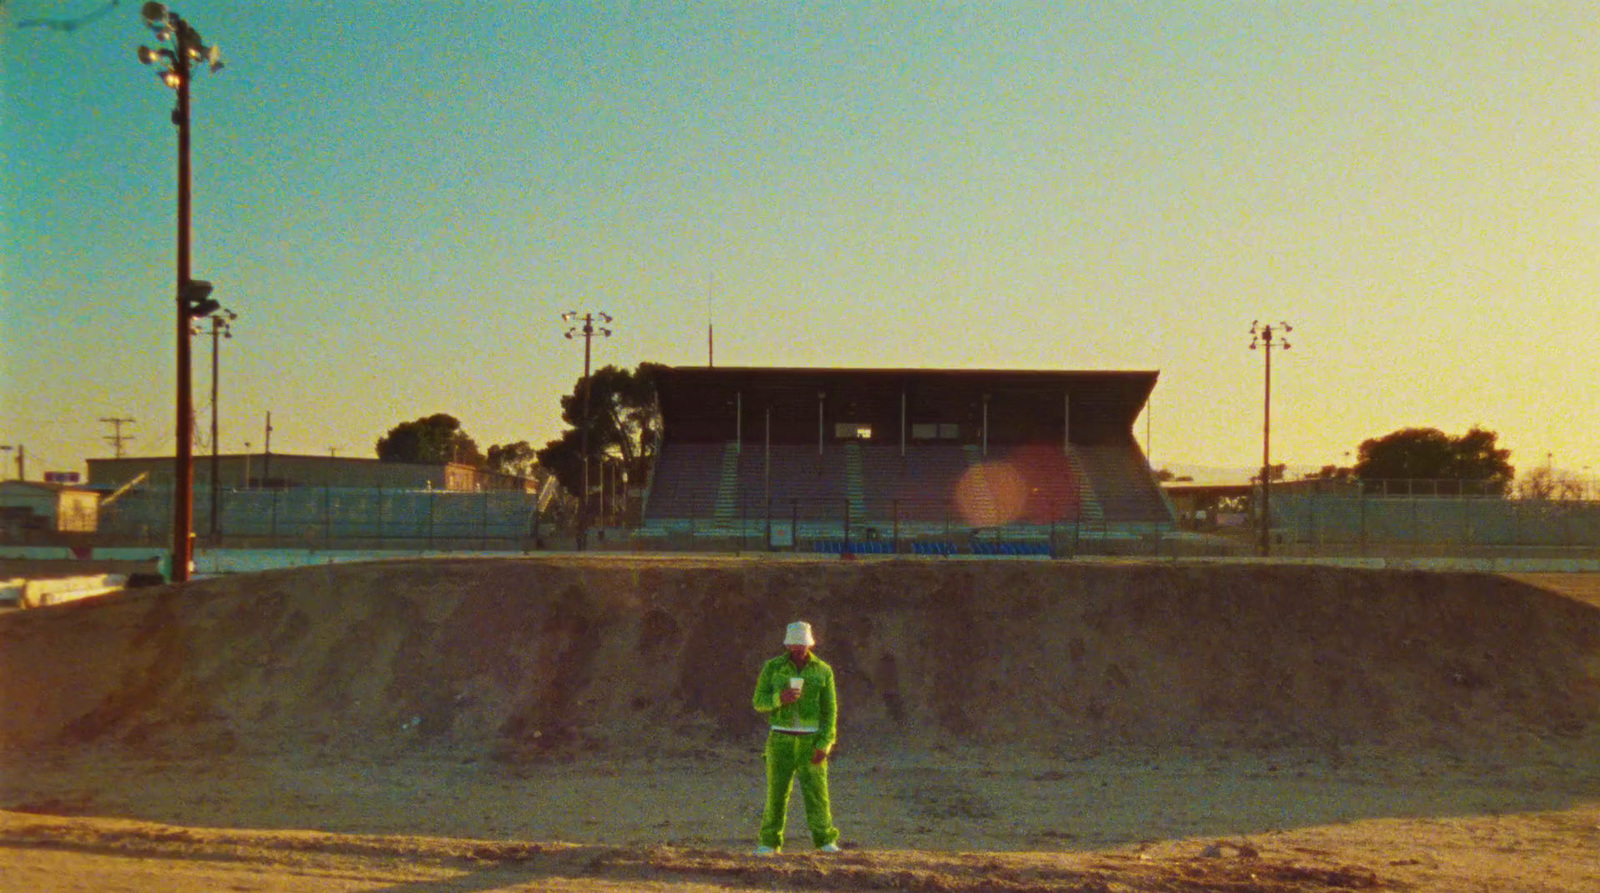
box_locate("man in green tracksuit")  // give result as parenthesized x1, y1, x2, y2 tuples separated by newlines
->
(752, 620, 841, 855)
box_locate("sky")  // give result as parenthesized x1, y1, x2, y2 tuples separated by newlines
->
(3, 1, 1597, 485)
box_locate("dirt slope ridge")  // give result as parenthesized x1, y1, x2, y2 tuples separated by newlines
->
(0, 809, 1399, 893)
(2, 557, 1597, 756)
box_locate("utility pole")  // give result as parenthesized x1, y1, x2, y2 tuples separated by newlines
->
(262, 411, 273, 486)
(562, 310, 614, 551)
(101, 417, 136, 458)
(202, 309, 235, 538)
(1249, 320, 1292, 557)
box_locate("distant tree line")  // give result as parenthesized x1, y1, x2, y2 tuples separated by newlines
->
(1304, 426, 1518, 496)
(371, 362, 664, 510)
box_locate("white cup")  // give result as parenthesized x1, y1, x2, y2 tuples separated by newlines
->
(789, 677, 804, 693)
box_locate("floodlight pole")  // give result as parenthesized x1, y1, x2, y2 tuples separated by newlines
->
(139, 2, 224, 582)
(563, 311, 613, 551)
(173, 62, 197, 577)
(1249, 320, 1292, 557)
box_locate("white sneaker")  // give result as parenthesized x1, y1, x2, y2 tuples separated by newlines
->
(817, 842, 841, 853)
(754, 845, 778, 856)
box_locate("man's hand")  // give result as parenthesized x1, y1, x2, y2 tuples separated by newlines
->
(811, 746, 830, 765)
(779, 687, 801, 705)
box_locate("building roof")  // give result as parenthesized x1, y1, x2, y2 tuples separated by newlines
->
(655, 365, 1159, 435)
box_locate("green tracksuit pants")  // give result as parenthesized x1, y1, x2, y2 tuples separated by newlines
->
(759, 731, 839, 849)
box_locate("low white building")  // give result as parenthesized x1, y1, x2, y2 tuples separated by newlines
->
(0, 481, 101, 533)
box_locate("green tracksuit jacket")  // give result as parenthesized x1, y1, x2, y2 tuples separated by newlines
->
(752, 652, 840, 849)
(752, 653, 837, 750)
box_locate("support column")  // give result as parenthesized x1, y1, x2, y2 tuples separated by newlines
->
(1063, 392, 1071, 455)
(900, 390, 906, 458)
(817, 391, 825, 457)
(982, 394, 990, 458)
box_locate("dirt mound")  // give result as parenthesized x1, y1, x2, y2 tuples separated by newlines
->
(2, 557, 1598, 758)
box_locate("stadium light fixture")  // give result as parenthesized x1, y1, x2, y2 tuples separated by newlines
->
(1249, 320, 1292, 557)
(136, 2, 226, 582)
(562, 310, 616, 551)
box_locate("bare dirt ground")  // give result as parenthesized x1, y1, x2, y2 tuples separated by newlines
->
(3, 557, 1599, 891)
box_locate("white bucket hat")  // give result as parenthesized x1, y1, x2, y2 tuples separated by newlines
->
(784, 621, 816, 647)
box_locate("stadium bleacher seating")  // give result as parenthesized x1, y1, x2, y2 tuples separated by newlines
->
(1072, 442, 1171, 523)
(643, 437, 1171, 532)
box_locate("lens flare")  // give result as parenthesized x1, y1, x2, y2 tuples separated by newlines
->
(955, 460, 1028, 527)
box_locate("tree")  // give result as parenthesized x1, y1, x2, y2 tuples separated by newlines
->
(537, 362, 664, 503)
(485, 441, 538, 478)
(1251, 463, 1288, 483)
(1354, 426, 1513, 494)
(376, 414, 484, 466)
(1516, 465, 1588, 502)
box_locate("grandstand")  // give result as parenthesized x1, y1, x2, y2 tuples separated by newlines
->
(642, 367, 1173, 550)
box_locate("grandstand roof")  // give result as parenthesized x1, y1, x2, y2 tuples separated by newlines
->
(655, 366, 1159, 444)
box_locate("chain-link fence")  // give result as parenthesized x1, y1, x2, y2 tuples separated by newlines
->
(75, 479, 1600, 560)
(1272, 491, 1600, 556)
(88, 485, 1187, 556)
(631, 493, 1189, 556)
(96, 485, 548, 550)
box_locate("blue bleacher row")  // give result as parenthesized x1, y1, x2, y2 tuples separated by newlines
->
(809, 539, 1052, 557)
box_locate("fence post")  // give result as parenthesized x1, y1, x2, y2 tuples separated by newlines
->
(529, 489, 541, 551)
(1306, 495, 1316, 554)
(843, 498, 851, 554)
(1359, 488, 1367, 556)
(892, 499, 899, 554)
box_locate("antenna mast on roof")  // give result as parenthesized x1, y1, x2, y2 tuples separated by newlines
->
(100, 416, 136, 458)
(707, 272, 715, 368)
